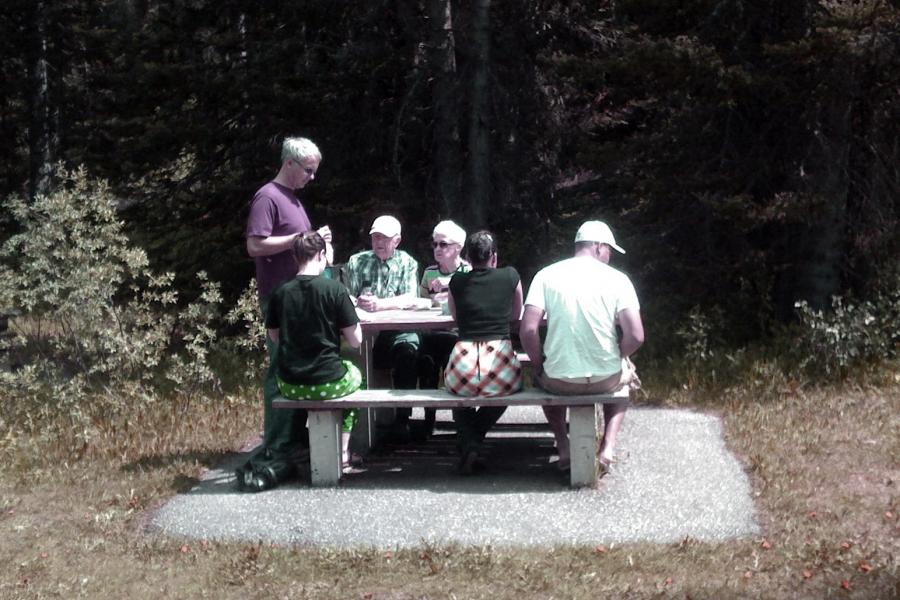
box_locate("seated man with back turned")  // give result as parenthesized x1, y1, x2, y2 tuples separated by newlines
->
(346, 215, 421, 440)
(520, 220, 644, 476)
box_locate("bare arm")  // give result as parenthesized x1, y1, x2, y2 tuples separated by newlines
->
(341, 323, 362, 349)
(510, 281, 524, 321)
(246, 225, 332, 258)
(267, 328, 279, 343)
(448, 288, 457, 320)
(357, 292, 420, 312)
(247, 235, 296, 258)
(617, 308, 645, 358)
(520, 305, 545, 376)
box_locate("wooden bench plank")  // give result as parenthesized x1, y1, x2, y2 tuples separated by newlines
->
(272, 387, 629, 411)
(276, 387, 629, 489)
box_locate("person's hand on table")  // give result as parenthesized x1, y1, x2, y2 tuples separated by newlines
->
(357, 293, 379, 312)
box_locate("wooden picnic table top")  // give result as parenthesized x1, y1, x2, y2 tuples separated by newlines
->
(355, 307, 454, 332)
(354, 307, 532, 333)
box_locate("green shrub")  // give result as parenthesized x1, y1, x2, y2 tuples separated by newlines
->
(0, 166, 262, 426)
(792, 279, 900, 378)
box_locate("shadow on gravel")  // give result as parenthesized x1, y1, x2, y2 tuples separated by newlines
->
(120, 449, 233, 473)
(182, 426, 570, 496)
(151, 407, 761, 547)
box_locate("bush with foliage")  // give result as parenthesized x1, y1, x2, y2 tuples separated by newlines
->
(0, 166, 264, 439)
(792, 279, 900, 378)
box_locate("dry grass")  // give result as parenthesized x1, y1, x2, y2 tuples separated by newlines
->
(1, 367, 898, 599)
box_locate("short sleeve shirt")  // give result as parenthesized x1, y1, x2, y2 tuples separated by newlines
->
(450, 267, 520, 341)
(265, 275, 359, 385)
(524, 256, 640, 379)
(245, 182, 312, 299)
(346, 249, 419, 299)
(419, 261, 471, 298)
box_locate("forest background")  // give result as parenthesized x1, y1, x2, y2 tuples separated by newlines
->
(1, 0, 899, 369)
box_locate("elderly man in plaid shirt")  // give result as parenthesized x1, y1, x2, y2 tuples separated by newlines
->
(346, 215, 421, 440)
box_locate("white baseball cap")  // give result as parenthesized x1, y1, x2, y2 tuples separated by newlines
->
(432, 220, 466, 245)
(574, 220, 625, 254)
(369, 215, 402, 237)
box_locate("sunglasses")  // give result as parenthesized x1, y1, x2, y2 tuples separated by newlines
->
(293, 160, 316, 176)
(432, 241, 457, 249)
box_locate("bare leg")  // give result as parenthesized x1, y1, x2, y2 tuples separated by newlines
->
(542, 406, 569, 465)
(341, 431, 351, 466)
(599, 403, 627, 464)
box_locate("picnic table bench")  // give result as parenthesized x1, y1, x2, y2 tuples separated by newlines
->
(273, 387, 629, 488)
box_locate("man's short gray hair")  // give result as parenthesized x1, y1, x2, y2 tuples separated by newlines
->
(281, 137, 322, 163)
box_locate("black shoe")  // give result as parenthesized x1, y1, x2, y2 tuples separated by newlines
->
(242, 466, 279, 493)
(410, 420, 435, 443)
(388, 422, 412, 444)
(458, 449, 479, 475)
(234, 463, 253, 491)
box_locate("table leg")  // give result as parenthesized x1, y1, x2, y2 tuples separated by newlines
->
(569, 405, 599, 487)
(355, 332, 378, 448)
(309, 410, 342, 486)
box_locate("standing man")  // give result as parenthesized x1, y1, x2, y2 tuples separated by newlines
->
(346, 215, 421, 440)
(520, 221, 644, 476)
(239, 136, 331, 491)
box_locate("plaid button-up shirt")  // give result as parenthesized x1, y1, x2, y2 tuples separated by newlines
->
(346, 249, 419, 299)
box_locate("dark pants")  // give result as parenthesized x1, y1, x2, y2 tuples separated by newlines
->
(416, 331, 458, 432)
(453, 406, 507, 454)
(417, 330, 458, 388)
(373, 330, 420, 424)
(248, 296, 309, 480)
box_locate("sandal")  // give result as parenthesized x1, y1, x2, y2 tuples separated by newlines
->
(341, 453, 365, 474)
(599, 458, 612, 478)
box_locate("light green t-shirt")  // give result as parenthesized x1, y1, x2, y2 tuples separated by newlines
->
(524, 256, 640, 379)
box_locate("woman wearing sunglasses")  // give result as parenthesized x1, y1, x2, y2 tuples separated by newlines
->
(415, 220, 471, 439)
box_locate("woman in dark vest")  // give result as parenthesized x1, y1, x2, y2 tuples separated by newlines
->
(445, 230, 523, 473)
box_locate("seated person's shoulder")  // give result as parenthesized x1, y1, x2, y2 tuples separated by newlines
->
(394, 249, 418, 264)
(347, 249, 373, 265)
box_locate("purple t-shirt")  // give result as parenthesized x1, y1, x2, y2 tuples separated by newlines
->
(245, 181, 312, 298)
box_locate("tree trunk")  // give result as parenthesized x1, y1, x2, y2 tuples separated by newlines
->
(466, 0, 491, 228)
(426, 0, 461, 217)
(797, 94, 852, 310)
(28, 0, 56, 201)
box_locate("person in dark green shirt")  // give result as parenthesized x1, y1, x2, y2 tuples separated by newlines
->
(237, 231, 363, 492)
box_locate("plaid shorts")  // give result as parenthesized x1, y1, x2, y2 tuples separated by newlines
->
(444, 339, 523, 397)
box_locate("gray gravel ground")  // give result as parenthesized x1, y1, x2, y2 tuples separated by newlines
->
(149, 406, 759, 548)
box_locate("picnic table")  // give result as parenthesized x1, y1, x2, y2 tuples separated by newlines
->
(348, 307, 455, 445)
(278, 307, 629, 487)
(354, 306, 454, 388)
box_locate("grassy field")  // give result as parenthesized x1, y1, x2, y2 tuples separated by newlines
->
(1, 365, 897, 599)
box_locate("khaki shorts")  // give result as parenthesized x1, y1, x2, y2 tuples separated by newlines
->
(539, 358, 640, 395)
